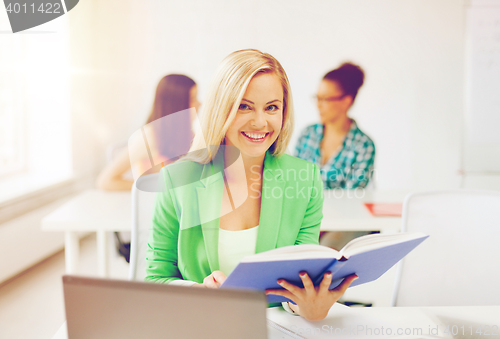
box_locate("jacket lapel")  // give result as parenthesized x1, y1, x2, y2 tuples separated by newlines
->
(255, 152, 285, 253)
(195, 155, 225, 272)
(195, 151, 286, 267)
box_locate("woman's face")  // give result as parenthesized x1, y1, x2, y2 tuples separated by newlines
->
(225, 72, 283, 161)
(316, 80, 352, 124)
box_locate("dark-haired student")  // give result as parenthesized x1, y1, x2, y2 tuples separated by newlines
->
(96, 74, 200, 191)
(96, 74, 200, 262)
(295, 63, 375, 189)
(295, 63, 376, 250)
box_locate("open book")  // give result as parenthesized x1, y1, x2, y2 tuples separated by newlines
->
(221, 232, 428, 303)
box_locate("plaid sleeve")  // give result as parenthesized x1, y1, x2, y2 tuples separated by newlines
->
(346, 138, 375, 189)
(294, 125, 315, 159)
(294, 127, 309, 158)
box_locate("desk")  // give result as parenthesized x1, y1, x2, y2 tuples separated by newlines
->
(322, 189, 406, 233)
(41, 189, 405, 278)
(41, 190, 131, 277)
(267, 304, 500, 338)
(52, 304, 500, 339)
(321, 190, 407, 306)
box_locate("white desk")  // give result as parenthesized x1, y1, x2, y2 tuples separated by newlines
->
(321, 190, 408, 306)
(52, 304, 500, 339)
(322, 189, 407, 232)
(41, 189, 405, 278)
(267, 304, 500, 338)
(41, 190, 131, 277)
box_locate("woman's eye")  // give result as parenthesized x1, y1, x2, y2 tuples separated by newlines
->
(266, 104, 279, 112)
(239, 104, 250, 110)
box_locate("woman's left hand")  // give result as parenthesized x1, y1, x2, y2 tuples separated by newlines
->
(265, 272, 358, 321)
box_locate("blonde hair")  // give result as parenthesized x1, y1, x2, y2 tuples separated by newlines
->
(187, 49, 294, 163)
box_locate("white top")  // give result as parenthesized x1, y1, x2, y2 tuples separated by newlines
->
(168, 226, 259, 287)
(218, 225, 259, 276)
(169, 225, 295, 315)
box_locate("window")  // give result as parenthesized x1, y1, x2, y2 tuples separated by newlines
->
(0, 9, 72, 203)
(0, 61, 26, 178)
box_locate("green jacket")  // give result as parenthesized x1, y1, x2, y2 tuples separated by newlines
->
(145, 151, 324, 284)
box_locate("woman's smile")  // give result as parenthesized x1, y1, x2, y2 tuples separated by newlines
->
(241, 131, 270, 143)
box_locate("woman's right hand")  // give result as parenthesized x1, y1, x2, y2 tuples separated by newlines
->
(195, 271, 227, 288)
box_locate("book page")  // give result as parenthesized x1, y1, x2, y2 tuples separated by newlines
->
(241, 244, 341, 263)
(340, 232, 428, 257)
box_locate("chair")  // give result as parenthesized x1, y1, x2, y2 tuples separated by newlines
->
(391, 190, 500, 306)
(106, 141, 131, 262)
(129, 173, 161, 281)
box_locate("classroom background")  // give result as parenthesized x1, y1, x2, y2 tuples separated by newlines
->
(1, 0, 499, 337)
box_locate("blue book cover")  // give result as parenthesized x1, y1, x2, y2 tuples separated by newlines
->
(221, 232, 428, 303)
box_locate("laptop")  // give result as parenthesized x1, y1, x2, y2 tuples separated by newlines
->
(62, 275, 271, 339)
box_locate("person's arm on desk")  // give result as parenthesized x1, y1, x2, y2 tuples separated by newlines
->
(160, 271, 227, 288)
(96, 147, 134, 191)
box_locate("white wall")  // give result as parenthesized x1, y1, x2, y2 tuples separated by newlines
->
(68, 0, 466, 190)
(0, 198, 67, 283)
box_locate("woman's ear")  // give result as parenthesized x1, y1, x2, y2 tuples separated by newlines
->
(342, 95, 354, 110)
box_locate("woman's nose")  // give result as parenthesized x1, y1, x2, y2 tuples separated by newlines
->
(251, 110, 267, 128)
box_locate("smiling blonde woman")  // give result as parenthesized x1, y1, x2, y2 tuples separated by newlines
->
(187, 49, 293, 163)
(145, 49, 357, 321)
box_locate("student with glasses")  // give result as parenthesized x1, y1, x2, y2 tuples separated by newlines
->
(295, 63, 375, 190)
(295, 63, 376, 251)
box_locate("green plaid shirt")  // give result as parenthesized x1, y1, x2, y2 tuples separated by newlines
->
(294, 120, 375, 189)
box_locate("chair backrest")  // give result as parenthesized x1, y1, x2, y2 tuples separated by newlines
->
(392, 190, 500, 306)
(129, 173, 161, 281)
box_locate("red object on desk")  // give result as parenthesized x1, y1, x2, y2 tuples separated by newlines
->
(364, 203, 403, 217)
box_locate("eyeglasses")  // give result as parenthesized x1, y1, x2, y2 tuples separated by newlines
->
(312, 94, 346, 103)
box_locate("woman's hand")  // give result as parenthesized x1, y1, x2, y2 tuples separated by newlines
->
(195, 271, 227, 288)
(265, 272, 358, 321)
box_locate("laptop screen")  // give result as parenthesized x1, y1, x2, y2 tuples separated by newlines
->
(63, 275, 268, 339)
